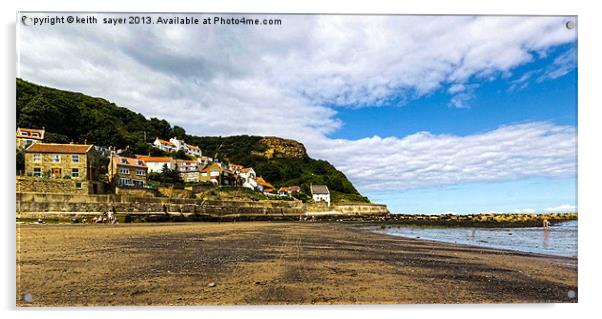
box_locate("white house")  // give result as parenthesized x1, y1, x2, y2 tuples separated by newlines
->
(169, 137, 202, 157)
(152, 137, 202, 157)
(153, 138, 177, 153)
(135, 155, 176, 173)
(239, 167, 257, 190)
(186, 143, 202, 157)
(310, 185, 331, 207)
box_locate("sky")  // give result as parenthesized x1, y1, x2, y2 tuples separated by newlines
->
(17, 14, 578, 214)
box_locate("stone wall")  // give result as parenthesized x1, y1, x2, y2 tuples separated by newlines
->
(16, 192, 305, 219)
(115, 187, 157, 197)
(16, 192, 388, 220)
(157, 186, 195, 199)
(16, 176, 90, 195)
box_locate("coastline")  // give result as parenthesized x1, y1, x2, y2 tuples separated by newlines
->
(17, 222, 577, 306)
(367, 226, 578, 263)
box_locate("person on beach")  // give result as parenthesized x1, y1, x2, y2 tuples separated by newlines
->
(107, 210, 115, 224)
(543, 218, 550, 229)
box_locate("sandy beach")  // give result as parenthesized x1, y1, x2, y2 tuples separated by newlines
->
(16, 222, 577, 306)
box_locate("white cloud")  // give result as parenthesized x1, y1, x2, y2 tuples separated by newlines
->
(543, 204, 577, 212)
(17, 14, 577, 193)
(309, 122, 576, 191)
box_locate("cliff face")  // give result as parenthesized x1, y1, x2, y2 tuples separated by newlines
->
(252, 137, 307, 160)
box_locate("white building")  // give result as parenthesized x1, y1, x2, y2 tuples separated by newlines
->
(153, 138, 177, 153)
(310, 185, 331, 207)
(169, 137, 202, 157)
(239, 167, 257, 190)
(152, 137, 202, 157)
(135, 155, 176, 173)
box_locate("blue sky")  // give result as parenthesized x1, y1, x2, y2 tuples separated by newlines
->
(330, 43, 577, 213)
(331, 44, 577, 140)
(18, 14, 578, 214)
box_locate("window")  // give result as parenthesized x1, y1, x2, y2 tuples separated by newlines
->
(136, 169, 145, 176)
(21, 131, 29, 136)
(137, 161, 144, 166)
(32, 133, 39, 137)
(72, 155, 80, 163)
(119, 168, 130, 174)
(75, 182, 82, 189)
(121, 159, 128, 164)
(119, 178, 130, 186)
(33, 154, 41, 162)
(52, 154, 61, 163)
(33, 168, 41, 177)
(71, 168, 79, 178)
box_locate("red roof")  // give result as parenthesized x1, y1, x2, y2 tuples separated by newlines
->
(187, 144, 201, 150)
(156, 139, 175, 146)
(25, 143, 92, 154)
(113, 156, 147, 168)
(17, 127, 45, 140)
(200, 163, 222, 173)
(135, 155, 173, 163)
(256, 177, 274, 189)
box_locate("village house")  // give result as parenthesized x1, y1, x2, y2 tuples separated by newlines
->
(199, 162, 238, 186)
(175, 159, 200, 183)
(310, 185, 331, 207)
(221, 168, 238, 186)
(228, 164, 244, 174)
(278, 186, 301, 197)
(197, 156, 213, 166)
(256, 176, 275, 194)
(200, 162, 223, 185)
(135, 155, 175, 173)
(153, 137, 202, 157)
(239, 167, 257, 190)
(185, 143, 202, 157)
(153, 138, 177, 153)
(16, 127, 45, 149)
(108, 154, 148, 188)
(23, 143, 101, 194)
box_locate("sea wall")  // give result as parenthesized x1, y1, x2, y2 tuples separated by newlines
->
(334, 204, 389, 216)
(16, 192, 305, 220)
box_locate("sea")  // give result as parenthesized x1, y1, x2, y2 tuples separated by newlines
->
(377, 220, 577, 258)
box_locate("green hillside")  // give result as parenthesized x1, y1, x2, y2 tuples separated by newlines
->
(16, 78, 368, 202)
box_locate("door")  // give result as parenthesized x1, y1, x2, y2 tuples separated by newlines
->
(51, 168, 61, 178)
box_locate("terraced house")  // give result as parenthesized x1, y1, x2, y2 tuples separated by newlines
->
(22, 143, 101, 194)
(108, 154, 148, 188)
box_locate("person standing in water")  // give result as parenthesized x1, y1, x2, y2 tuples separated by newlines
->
(543, 218, 550, 229)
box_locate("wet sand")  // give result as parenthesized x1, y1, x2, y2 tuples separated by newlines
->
(16, 222, 577, 306)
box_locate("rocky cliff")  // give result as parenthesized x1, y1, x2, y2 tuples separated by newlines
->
(252, 137, 308, 159)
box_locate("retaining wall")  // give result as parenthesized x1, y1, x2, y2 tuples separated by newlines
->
(16, 192, 388, 220)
